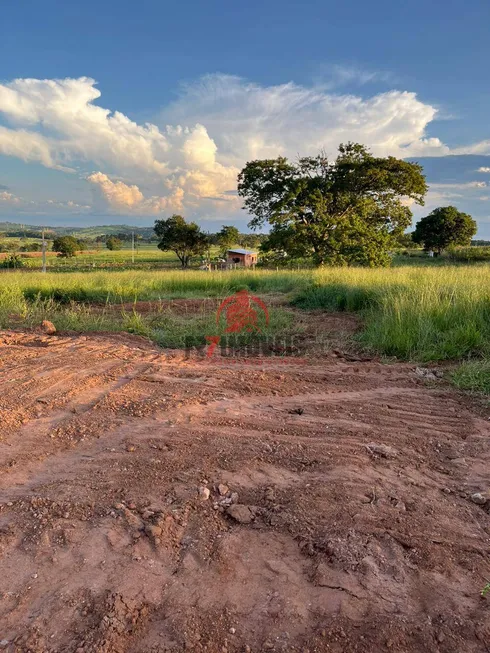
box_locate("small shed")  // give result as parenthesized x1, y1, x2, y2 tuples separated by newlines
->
(226, 248, 258, 267)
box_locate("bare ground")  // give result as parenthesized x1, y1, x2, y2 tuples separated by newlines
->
(0, 328, 489, 653)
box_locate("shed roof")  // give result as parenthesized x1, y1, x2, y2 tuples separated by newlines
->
(227, 248, 257, 255)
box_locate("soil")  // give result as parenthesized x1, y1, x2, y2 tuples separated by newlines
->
(0, 327, 489, 652)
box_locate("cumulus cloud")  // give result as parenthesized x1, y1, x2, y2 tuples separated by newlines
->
(477, 167, 490, 173)
(87, 171, 185, 214)
(1, 74, 490, 218)
(0, 77, 168, 176)
(0, 190, 20, 204)
(160, 74, 450, 166)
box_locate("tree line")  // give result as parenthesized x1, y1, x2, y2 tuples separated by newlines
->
(2, 142, 482, 265)
(154, 142, 479, 267)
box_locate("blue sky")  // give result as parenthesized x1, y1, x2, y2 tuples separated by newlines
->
(1, 0, 490, 236)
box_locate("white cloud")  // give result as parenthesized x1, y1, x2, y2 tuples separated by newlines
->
(87, 171, 185, 214)
(430, 181, 487, 190)
(477, 167, 490, 173)
(1, 74, 490, 219)
(0, 189, 89, 214)
(317, 64, 395, 88)
(454, 141, 490, 156)
(0, 190, 20, 204)
(160, 74, 450, 166)
(0, 77, 169, 176)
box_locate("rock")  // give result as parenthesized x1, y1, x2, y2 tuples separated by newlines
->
(264, 487, 275, 502)
(123, 508, 144, 530)
(141, 509, 154, 519)
(145, 524, 162, 538)
(451, 457, 467, 466)
(218, 483, 229, 496)
(198, 486, 210, 501)
(365, 443, 397, 458)
(415, 367, 438, 381)
(226, 504, 255, 524)
(0, 641, 10, 649)
(229, 627, 236, 634)
(230, 492, 239, 504)
(114, 503, 125, 510)
(125, 444, 136, 452)
(288, 407, 304, 415)
(41, 320, 56, 335)
(470, 493, 487, 506)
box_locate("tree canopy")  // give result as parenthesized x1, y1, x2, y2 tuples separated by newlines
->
(106, 236, 123, 251)
(216, 225, 240, 253)
(154, 215, 209, 268)
(237, 142, 428, 266)
(412, 206, 477, 254)
(52, 236, 79, 258)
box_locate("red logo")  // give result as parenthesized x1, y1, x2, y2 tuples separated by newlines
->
(206, 289, 269, 357)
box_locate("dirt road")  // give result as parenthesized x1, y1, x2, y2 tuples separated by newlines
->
(0, 330, 489, 652)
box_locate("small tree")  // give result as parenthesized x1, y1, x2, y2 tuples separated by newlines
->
(52, 236, 79, 258)
(413, 206, 478, 255)
(0, 253, 25, 269)
(106, 236, 123, 251)
(154, 215, 209, 268)
(217, 225, 240, 254)
(77, 238, 88, 252)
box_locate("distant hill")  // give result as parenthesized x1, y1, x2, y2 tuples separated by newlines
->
(0, 222, 155, 239)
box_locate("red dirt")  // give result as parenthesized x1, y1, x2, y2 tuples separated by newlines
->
(0, 330, 489, 652)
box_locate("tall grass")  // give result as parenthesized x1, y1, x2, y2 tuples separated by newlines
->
(0, 268, 310, 305)
(1, 265, 489, 365)
(0, 269, 302, 349)
(295, 265, 490, 361)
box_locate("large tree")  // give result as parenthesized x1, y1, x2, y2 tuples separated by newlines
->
(237, 143, 428, 266)
(412, 206, 477, 254)
(154, 215, 209, 268)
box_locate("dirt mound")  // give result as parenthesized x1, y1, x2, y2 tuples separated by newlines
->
(0, 331, 489, 652)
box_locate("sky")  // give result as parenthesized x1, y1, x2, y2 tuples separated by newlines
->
(1, 0, 490, 237)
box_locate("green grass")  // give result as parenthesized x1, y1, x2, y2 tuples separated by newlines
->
(294, 265, 490, 362)
(0, 268, 310, 304)
(452, 360, 490, 395)
(4, 244, 182, 270)
(1, 265, 489, 386)
(0, 269, 304, 349)
(0, 294, 296, 350)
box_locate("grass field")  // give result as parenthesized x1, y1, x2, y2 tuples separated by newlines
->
(1, 243, 183, 269)
(1, 264, 489, 393)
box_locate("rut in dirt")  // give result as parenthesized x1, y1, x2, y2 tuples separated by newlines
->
(0, 331, 489, 653)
